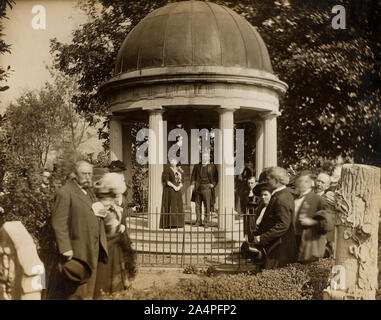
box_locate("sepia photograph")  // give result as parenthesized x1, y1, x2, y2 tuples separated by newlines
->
(0, 0, 380, 307)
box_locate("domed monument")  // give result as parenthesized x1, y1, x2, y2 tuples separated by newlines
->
(99, 0, 287, 231)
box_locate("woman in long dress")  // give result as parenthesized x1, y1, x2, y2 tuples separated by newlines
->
(159, 158, 185, 229)
(93, 173, 137, 298)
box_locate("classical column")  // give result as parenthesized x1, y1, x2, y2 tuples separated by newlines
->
(255, 120, 264, 179)
(262, 111, 279, 168)
(323, 164, 381, 300)
(109, 116, 123, 161)
(147, 109, 164, 229)
(217, 107, 236, 230)
(122, 123, 133, 203)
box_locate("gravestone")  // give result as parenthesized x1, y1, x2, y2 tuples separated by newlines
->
(323, 164, 381, 300)
(0, 221, 45, 300)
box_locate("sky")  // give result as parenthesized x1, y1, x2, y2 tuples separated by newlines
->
(1, 0, 104, 158)
(1, 0, 88, 111)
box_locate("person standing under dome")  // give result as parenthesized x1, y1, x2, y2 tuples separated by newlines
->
(159, 158, 185, 229)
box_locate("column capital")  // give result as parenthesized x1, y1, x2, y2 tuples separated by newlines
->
(143, 105, 164, 112)
(261, 110, 281, 120)
(217, 105, 240, 113)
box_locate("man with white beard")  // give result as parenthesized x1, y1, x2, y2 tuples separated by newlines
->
(314, 172, 331, 197)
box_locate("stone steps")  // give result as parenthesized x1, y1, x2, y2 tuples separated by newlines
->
(126, 216, 246, 262)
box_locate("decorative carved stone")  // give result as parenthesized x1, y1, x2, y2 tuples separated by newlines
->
(323, 164, 381, 300)
(0, 221, 44, 300)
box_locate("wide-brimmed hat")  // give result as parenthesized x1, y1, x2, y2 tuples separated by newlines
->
(94, 179, 114, 198)
(253, 182, 271, 197)
(58, 257, 92, 284)
(108, 160, 127, 173)
(252, 169, 271, 196)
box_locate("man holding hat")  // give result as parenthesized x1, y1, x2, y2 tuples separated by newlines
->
(48, 160, 108, 299)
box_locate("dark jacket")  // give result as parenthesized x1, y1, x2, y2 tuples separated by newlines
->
(295, 191, 333, 262)
(294, 190, 329, 236)
(239, 184, 260, 214)
(256, 187, 297, 269)
(51, 180, 108, 272)
(190, 164, 218, 203)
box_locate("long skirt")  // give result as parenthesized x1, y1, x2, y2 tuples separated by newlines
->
(160, 186, 185, 228)
(93, 234, 129, 298)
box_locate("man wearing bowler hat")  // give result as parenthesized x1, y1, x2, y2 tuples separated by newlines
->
(48, 160, 108, 299)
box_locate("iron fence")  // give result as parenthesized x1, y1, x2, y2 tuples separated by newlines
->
(126, 209, 261, 270)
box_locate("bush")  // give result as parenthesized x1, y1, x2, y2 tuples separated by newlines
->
(0, 162, 58, 290)
(101, 259, 333, 300)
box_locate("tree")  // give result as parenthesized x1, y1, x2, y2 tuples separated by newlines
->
(48, 68, 94, 163)
(6, 84, 68, 169)
(50, 0, 381, 168)
(0, 0, 15, 94)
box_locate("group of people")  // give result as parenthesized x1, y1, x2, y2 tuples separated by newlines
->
(45, 154, 338, 298)
(46, 160, 136, 300)
(239, 167, 336, 269)
(159, 154, 338, 270)
(159, 151, 218, 229)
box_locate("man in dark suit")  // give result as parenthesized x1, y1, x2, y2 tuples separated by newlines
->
(190, 152, 218, 227)
(49, 161, 108, 299)
(253, 167, 297, 269)
(239, 176, 260, 215)
(314, 171, 336, 256)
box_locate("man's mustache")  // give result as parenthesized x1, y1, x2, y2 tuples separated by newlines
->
(79, 179, 92, 187)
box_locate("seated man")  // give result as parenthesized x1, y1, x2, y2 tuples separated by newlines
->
(252, 167, 297, 269)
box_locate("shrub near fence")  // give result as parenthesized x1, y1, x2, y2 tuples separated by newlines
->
(101, 259, 333, 300)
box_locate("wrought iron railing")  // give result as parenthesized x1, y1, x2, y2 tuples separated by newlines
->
(125, 210, 260, 269)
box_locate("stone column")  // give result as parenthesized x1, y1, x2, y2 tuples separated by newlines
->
(109, 116, 123, 161)
(123, 123, 133, 204)
(255, 120, 264, 179)
(217, 107, 236, 230)
(323, 164, 381, 300)
(147, 109, 164, 229)
(262, 112, 279, 168)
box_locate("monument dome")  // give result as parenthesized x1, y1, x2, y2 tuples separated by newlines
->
(114, 0, 273, 76)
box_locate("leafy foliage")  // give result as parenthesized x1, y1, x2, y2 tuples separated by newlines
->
(48, 69, 94, 164)
(131, 123, 148, 210)
(0, 156, 57, 283)
(100, 259, 333, 300)
(0, 0, 15, 94)
(6, 84, 68, 168)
